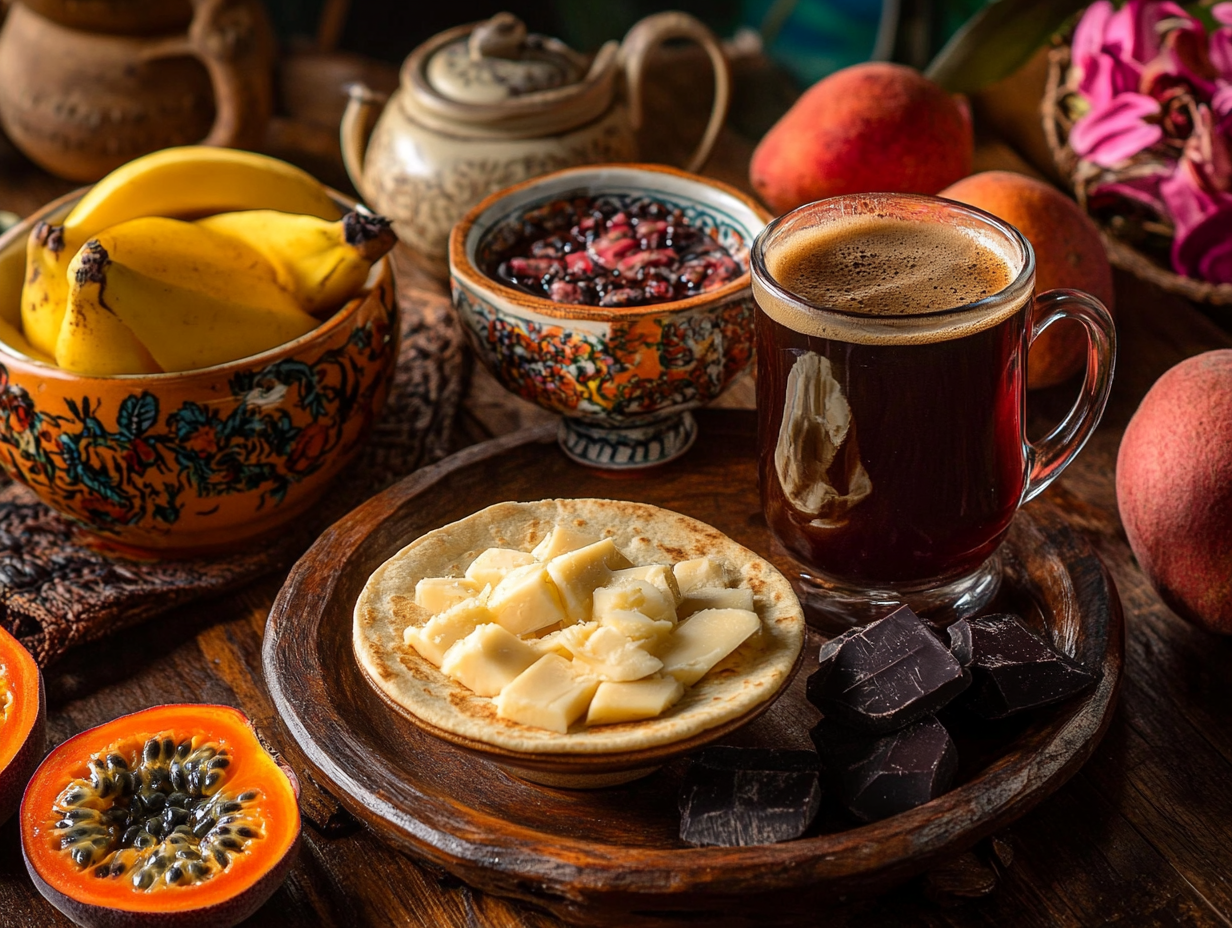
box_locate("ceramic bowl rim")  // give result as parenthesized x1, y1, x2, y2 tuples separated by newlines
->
(0, 186, 386, 383)
(448, 162, 771, 322)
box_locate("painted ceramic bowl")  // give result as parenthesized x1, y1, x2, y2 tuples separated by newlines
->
(449, 164, 769, 469)
(0, 191, 399, 554)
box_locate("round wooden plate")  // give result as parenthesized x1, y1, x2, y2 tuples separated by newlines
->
(262, 410, 1124, 927)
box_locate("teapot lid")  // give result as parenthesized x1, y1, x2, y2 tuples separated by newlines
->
(426, 13, 583, 105)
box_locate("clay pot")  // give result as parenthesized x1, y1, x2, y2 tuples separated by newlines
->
(0, 0, 274, 182)
(18, 0, 193, 35)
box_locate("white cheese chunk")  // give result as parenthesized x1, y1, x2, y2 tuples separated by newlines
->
(531, 524, 600, 562)
(598, 608, 674, 647)
(658, 608, 760, 686)
(562, 624, 663, 681)
(414, 576, 482, 615)
(672, 556, 730, 594)
(440, 623, 538, 697)
(494, 654, 599, 733)
(465, 547, 536, 588)
(611, 564, 682, 605)
(592, 578, 677, 625)
(586, 676, 685, 726)
(678, 586, 755, 619)
(529, 628, 573, 658)
(545, 539, 632, 625)
(488, 563, 568, 636)
(404, 592, 493, 666)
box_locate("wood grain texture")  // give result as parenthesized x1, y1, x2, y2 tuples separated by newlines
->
(263, 412, 1123, 926)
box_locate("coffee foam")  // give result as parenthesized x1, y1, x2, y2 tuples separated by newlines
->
(756, 215, 1027, 346)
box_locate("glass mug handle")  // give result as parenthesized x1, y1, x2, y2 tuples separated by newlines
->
(1021, 289, 1117, 503)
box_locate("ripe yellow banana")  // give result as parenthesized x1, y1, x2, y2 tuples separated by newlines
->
(23, 146, 340, 358)
(197, 209, 396, 315)
(56, 217, 319, 376)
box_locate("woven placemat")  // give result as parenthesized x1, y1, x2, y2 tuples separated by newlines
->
(0, 277, 469, 666)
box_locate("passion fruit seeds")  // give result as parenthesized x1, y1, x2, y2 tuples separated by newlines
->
(52, 733, 264, 891)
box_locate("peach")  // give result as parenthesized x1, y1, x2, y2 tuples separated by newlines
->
(940, 171, 1115, 389)
(1116, 350, 1232, 634)
(750, 63, 972, 214)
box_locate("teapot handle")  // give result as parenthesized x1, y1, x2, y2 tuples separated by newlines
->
(138, 0, 274, 150)
(620, 11, 731, 173)
(340, 83, 388, 203)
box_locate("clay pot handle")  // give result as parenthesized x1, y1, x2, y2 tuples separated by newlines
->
(138, 0, 273, 150)
(340, 83, 388, 204)
(619, 11, 731, 173)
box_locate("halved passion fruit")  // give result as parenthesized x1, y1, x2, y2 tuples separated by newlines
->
(21, 704, 300, 928)
(0, 625, 45, 823)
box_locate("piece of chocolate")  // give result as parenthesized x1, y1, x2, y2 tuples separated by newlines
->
(805, 605, 970, 733)
(947, 619, 974, 667)
(678, 748, 822, 846)
(959, 614, 1097, 719)
(811, 715, 958, 822)
(690, 746, 822, 773)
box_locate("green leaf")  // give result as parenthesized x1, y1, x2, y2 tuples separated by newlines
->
(925, 0, 1088, 93)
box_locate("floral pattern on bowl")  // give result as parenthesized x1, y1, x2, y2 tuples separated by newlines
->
(449, 164, 769, 470)
(0, 194, 399, 554)
(454, 287, 753, 422)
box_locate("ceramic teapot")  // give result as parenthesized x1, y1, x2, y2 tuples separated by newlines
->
(341, 11, 731, 277)
(0, 0, 274, 182)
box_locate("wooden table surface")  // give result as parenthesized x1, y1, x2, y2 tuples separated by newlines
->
(1, 100, 1231, 928)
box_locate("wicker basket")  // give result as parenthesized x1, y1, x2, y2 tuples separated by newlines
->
(1043, 43, 1232, 306)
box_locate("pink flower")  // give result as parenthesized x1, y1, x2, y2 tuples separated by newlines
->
(1069, 0, 1214, 165)
(1172, 208, 1232, 281)
(1070, 93, 1164, 165)
(1088, 169, 1171, 214)
(1213, 83, 1232, 124)
(1212, 5, 1232, 79)
(1069, 0, 1232, 283)
(1160, 106, 1232, 278)
(1073, 2, 1143, 105)
(1142, 25, 1217, 101)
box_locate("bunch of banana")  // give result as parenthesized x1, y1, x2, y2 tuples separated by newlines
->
(59, 218, 321, 375)
(12, 146, 397, 376)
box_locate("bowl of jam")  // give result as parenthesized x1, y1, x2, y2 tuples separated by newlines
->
(449, 164, 769, 470)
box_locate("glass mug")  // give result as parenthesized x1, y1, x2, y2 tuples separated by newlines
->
(751, 193, 1116, 625)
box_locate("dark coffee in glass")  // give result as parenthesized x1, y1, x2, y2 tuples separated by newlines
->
(751, 194, 1116, 623)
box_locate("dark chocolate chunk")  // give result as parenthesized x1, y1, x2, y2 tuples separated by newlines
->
(690, 746, 821, 773)
(960, 614, 1097, 719)
(678, 750, 822, 846)
(947, 619, 974, 667)
(805, 605, 970, 733)
(810, 715, 958, 822)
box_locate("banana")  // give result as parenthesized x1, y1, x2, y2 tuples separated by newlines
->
(197, 209, 396, 315)
(0, 318, 54, 365)
(56, 217, 319, 376)
(23, 146, 339, 358)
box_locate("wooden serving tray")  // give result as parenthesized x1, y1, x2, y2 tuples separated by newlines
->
(262, 410, 1123, 927)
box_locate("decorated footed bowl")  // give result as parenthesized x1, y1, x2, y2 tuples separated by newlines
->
(449, 164, 769, 469)
(0, 191, 399, 554)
